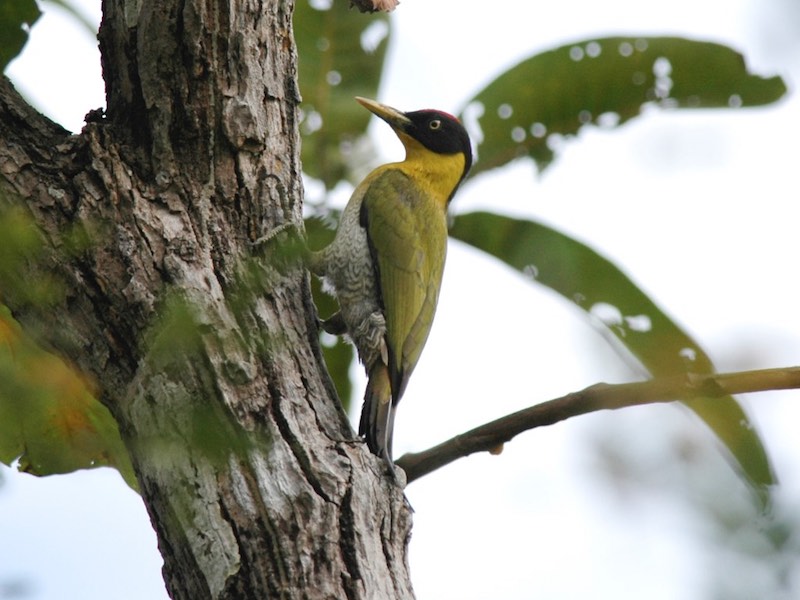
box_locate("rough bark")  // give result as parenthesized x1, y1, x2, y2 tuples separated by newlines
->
(0, 0, 414, 598)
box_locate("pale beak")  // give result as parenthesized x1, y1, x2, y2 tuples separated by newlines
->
(355, 97, 412, 131)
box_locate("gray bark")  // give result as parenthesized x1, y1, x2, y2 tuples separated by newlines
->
(0, 0, 414, 598)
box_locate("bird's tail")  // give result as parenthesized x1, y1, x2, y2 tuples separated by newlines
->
(359, 362, 396, 467)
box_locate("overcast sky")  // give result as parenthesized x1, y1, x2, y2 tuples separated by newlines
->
(3, 1, 800, 599)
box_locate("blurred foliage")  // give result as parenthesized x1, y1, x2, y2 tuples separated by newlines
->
(0, 205, 137, 489)
(465, 37, 788, 176)
(295, 0, 390, 188)
(0, 305, 137, 490)
(0, 0, 40, 71)
(0, 205, 63, 309)
(450, 212, 775, 505)
(587, 411, 799, 598)
(141, 292, 270, 467)
(292, 0, 389, 409)
(145, 292, 206, 374)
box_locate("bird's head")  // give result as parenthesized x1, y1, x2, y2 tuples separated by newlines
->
(356, 97, 473, 188)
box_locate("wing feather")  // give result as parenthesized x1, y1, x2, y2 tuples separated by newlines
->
(361, 168, 447, 405)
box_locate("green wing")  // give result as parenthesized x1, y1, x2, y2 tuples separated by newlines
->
(362, 168, 448, 403)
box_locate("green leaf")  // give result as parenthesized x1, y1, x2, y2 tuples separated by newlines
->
(0, 306, 138, 490)
(464, 37, 787, 176)
(450, 211, 776, 505)
(0, 205, 136, 489)
(0, 0, 41, 71)
(295, 0, 390, 188)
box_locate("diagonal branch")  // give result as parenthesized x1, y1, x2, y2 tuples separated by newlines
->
(397, 366, 800, 484)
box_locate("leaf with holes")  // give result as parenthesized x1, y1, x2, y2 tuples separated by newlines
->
(463, 37, 787, 176)
(450, 211, 776, 507)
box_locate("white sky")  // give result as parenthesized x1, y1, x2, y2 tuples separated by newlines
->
(2, 0, 800, 599)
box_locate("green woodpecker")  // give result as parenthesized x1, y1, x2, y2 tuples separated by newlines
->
(311, 97, 472, 476)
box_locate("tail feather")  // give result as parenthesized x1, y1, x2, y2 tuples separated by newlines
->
(359, 363, 395, 467)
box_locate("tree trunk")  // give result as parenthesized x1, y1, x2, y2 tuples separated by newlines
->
(0, 0, 414, 598)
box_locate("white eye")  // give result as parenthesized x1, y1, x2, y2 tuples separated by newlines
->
(429, 119, 442, 130)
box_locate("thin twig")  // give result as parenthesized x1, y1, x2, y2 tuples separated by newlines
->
(396, 366, 800, 484)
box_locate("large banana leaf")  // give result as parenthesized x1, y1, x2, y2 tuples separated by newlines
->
(450, 212, 776, 505)
(465, 37, 787, 176)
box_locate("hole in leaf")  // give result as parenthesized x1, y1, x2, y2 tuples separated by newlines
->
(728, 94, 743, 108)
(625, 314, 652, 332)
(597, 112, 620, 128)
(586, 41, 602, 58)
(546, 132, 565, 152)
(618, 41, 634, 57)
(326, 70, 342, 86)
(523, 264, 539, 279)
(309, 0, 333, 10)
(361, 20, 388, 53)
(303, 110, 323, 134)
(590, 302, 623, 326)
(530, 122, 547, 138)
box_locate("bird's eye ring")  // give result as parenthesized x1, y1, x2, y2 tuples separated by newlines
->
(429, 119, 442, 130)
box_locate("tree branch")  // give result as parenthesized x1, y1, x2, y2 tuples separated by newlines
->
(397, 366, 800, 484)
